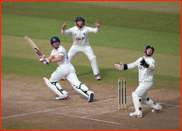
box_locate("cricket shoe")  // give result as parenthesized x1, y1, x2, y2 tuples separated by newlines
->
(56, 95, 68, 100)
(95, 74, 101, 80)
(129, 112, 142, 118)
(61, 77, 66, 81)
(152, 106, 162, 113)
(88, 93, 94, 102)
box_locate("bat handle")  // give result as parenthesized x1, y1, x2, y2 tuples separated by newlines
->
(43, 58, 49, 66)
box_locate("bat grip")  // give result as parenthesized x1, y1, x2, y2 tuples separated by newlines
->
(43, 58, 49, 66)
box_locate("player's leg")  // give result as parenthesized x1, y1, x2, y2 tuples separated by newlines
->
(130, 82, 153, 118)
(43, 77, 68, 100)
(44, 66, 69, 100)
(82, 45, 101, 80)
(141, 95, 162, 113)
(130, 92, 142, 118)
(66, 66, 94, 102)
(68, 45, 79, 62)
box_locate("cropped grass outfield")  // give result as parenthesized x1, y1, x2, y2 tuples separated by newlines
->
(1, 1, 181, 91)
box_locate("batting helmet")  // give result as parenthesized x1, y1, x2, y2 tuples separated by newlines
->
(144, 45, 154, 56)
(75, 16, 85, 27)
(50, 36, 60, 45)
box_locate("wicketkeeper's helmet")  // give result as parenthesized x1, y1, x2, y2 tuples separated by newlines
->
(144, 45, 154, 56)
(50, 36, 60, 45)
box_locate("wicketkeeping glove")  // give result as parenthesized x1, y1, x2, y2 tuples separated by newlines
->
(115, 62, 123, 70)
(140, 58, 149, 68)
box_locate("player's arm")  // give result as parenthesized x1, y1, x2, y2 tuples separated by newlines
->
(115, 60, 138, 71)
(50, 55, 63, 63)
(88, 21, 100, 33)
(61, 23, 72, 35)
(39, 55, 54, 64)
(140, 58, 156, 70)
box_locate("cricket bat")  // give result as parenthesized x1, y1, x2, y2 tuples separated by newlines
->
(24, 36, 49, 65)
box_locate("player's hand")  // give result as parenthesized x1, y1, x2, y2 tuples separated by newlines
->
(43, 58, 50, 64)
(140, 58, 149, 68)
(39, 55, 50, 64)
(39, 55, 45, 62)
(62, 23, 67, 30)
(115, 62, 123, 70)
(94, 20, 100, 28)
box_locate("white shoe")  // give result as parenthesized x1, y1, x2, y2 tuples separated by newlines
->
(61, 77, 66, 81)
(88, 93, 94, 102)
(152, 106, 162, 113)
(95, 74, 101, 80)
(56, 95, 68, 100)
(129, 112, 142, 118)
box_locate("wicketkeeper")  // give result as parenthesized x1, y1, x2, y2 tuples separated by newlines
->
(115, 45, 162, 118)
(40, 36, 94, 102)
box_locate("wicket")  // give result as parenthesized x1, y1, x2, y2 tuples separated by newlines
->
(118, 78, 126, 110)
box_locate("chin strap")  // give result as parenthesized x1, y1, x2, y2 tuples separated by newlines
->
(77, 23, 83, 28)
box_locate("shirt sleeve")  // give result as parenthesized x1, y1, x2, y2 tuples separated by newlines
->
(61, 28, 73, 36)
(50, 50, 54, 57)
(127, 59, 139, 69)
(148, 60, 156, 70)
(87, 27, 100, 33)
(58, 48, 65, 56)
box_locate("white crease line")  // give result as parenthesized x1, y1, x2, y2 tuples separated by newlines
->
(50, 112, 122, 125)
(82, 110, 118, 118)
(161, 103, 181, 108)
(1, 89, 167, 120)
(1, 108, 56, 119)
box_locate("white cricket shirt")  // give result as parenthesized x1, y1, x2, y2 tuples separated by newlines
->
(127, 56, 157, 82)
(51, 45, 70, 67)
(61, 26, 100, 46)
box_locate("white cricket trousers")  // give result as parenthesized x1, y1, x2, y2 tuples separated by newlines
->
(68, 45, 100, 75)
(135, 81, 153, 98)
(49, 64, 81, 86)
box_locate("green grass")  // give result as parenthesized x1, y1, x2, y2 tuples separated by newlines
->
(69, 1, 181, 14)
(1, 35, 181, 78)
(1, 1, 181, 33)
(1, 55, 181, 91)
(1, 14, 181, 55)
(1, 1, 181, 92)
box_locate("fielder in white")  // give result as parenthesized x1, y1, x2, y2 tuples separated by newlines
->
(115, 45, 162, 118)
(61, 16, 101, 80)
(40, 36, 94, 102)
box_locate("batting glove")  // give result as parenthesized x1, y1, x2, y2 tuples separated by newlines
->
(39, 55, 45, 62)
(43, 58, 50, 64)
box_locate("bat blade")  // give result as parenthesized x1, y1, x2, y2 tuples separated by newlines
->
(24, 36, 39, 50)
(24, 36, 49, 65)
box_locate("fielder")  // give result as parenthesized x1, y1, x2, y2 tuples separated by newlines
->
(115, 45, 162, 118)
(40, 36, 94, 102)
(61, 16, 101, 80)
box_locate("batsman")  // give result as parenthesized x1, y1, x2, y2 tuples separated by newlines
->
(115, 45, 162, 118)
(40, 36, 94, 102)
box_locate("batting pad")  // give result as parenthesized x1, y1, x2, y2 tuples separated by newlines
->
(141, 97, 162, 110)
(132, 92, 142, 116)
(43, 77, 66, 97)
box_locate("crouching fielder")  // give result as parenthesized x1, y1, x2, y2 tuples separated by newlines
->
(115, 45, 162, 118)
(40, 36, 94, 102)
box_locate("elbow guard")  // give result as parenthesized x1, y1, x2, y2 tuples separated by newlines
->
(123, 64, 128, 70)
